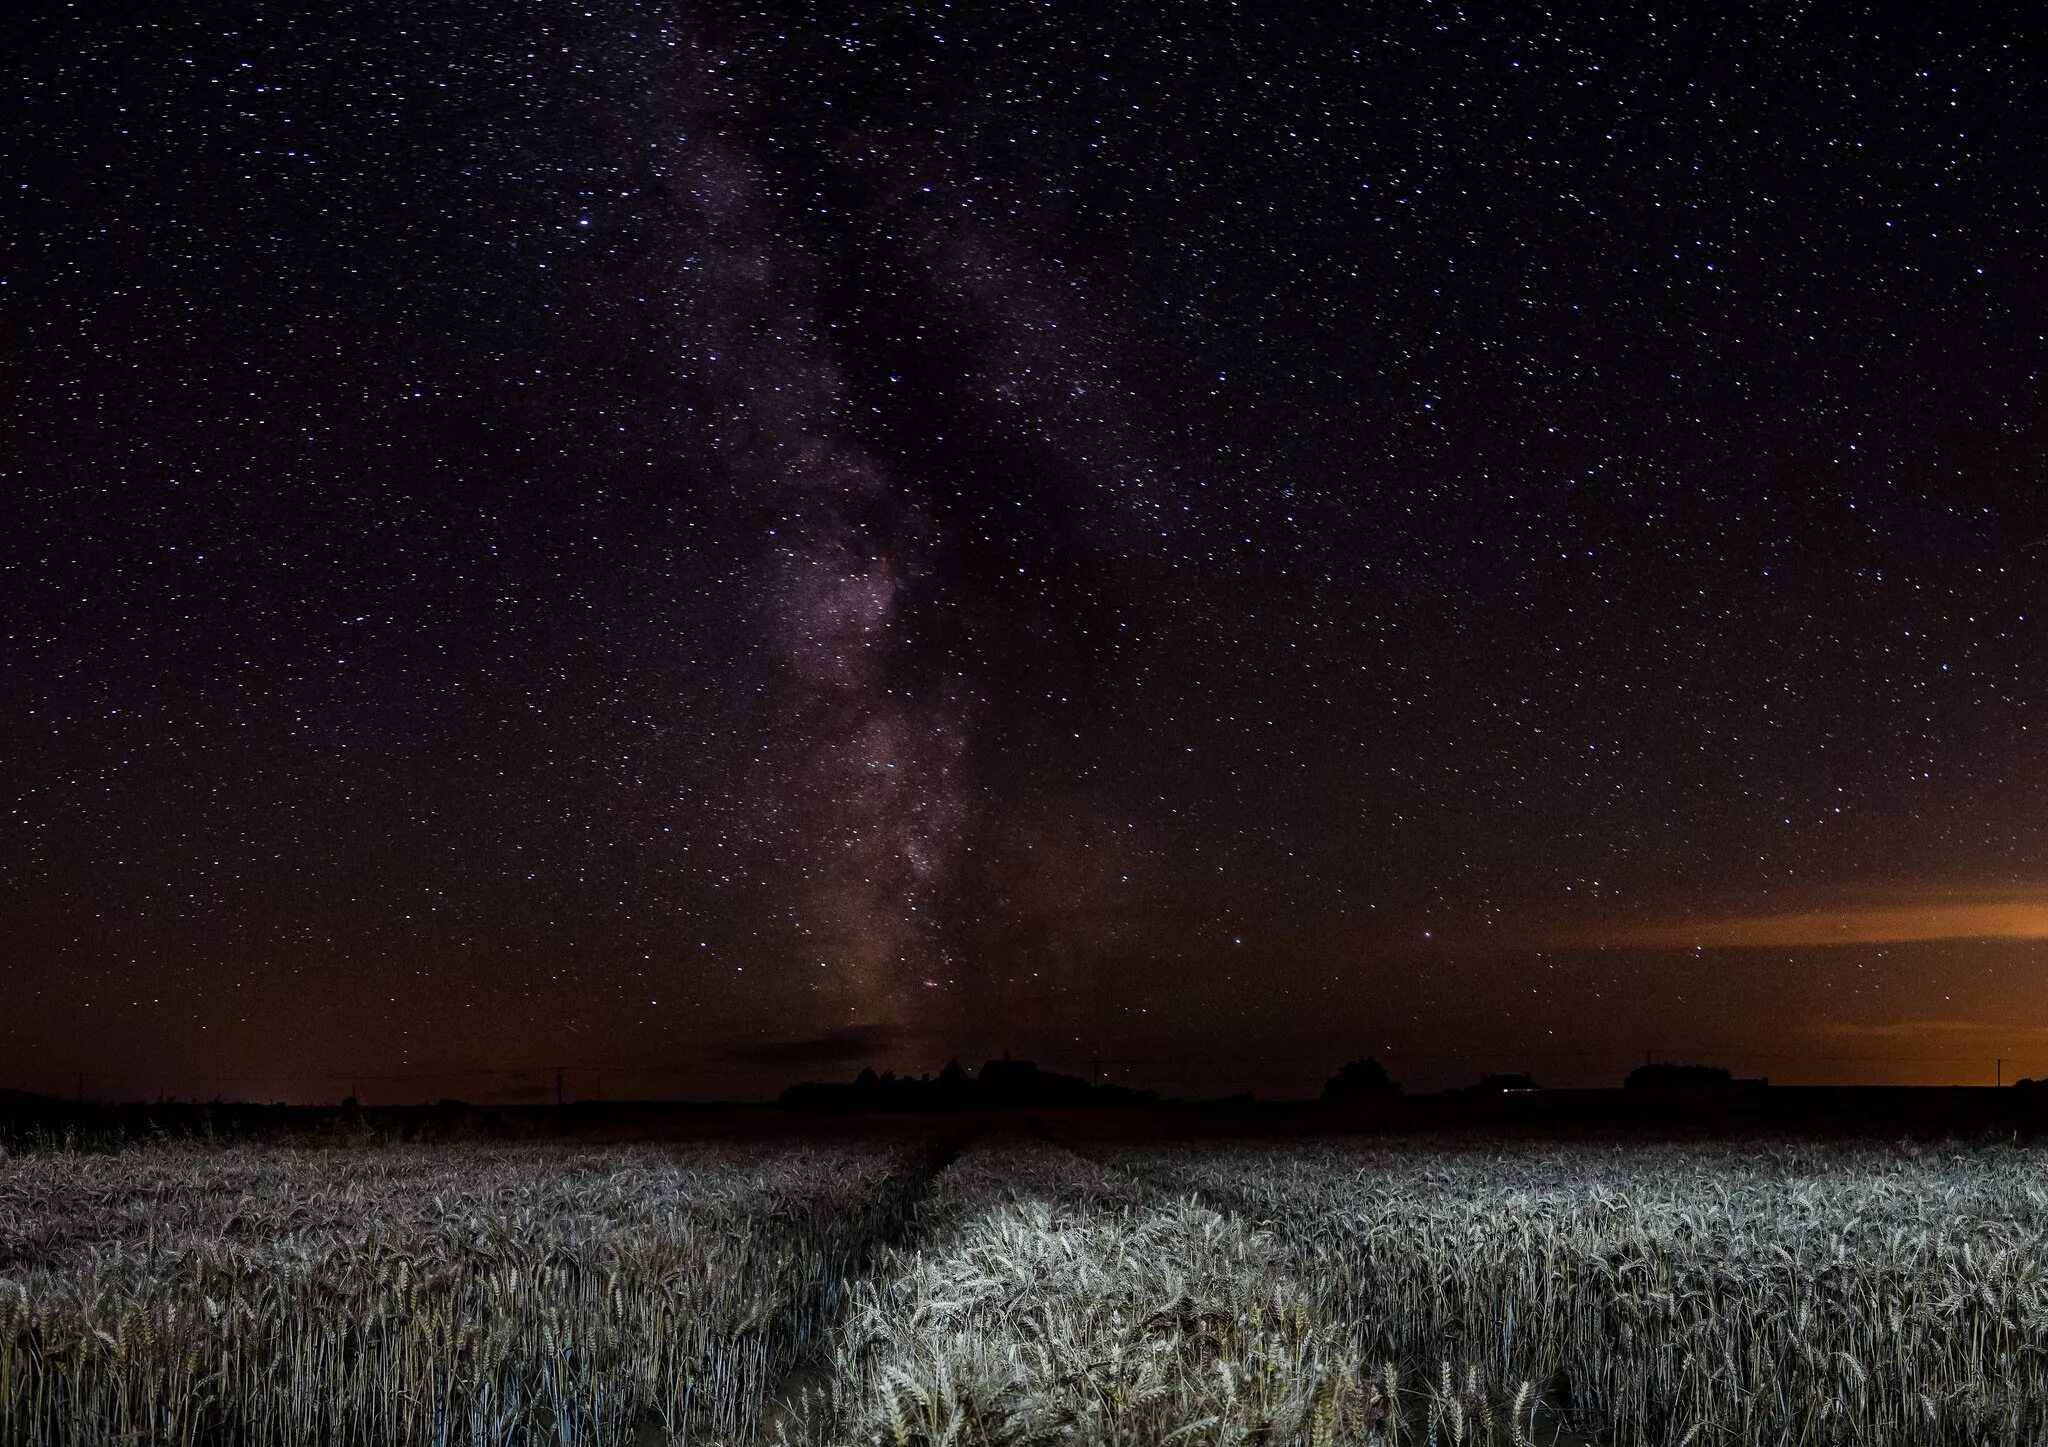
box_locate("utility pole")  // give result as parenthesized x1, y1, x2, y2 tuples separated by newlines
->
(1091, 1057, 1102, 1086)
(554, 1065, 565, 1107)
(76, 1072, 84, 1104)
(1997, 1058, 2003, 1088)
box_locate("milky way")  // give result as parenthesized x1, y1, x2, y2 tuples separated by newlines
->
(674, 59, 969, 1027)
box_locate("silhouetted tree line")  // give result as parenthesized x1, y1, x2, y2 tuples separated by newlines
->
(778, 1056, 1156, 1112)
(1322, 1058, 1780, 1100)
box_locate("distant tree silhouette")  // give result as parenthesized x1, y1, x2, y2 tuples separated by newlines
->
(1322, 1057, 1400, 1099)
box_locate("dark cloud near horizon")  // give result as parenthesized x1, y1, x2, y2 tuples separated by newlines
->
(723, 1025, 908, 1069)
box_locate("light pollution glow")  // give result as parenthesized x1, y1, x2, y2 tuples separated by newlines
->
(1567, 895, 2048, 951)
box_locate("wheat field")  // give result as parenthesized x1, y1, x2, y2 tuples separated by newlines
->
(2, 1131, 2044, 1445)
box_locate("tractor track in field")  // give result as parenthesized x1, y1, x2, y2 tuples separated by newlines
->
(743, 1125, 979, 1445)
(736, 1128, 1609, 1446)
(1042, 1126, 1607, 1447)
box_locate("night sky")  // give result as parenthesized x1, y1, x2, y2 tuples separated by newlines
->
(5, 2, 2044, 1102)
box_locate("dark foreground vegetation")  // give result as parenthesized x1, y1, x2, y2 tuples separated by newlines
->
(8, 1069, 2048, 1151)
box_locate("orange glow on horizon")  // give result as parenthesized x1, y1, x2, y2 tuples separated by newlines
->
(1567, 898, 2048, 950)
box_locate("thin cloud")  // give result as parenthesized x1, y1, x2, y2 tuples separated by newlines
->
(724, 1024, 904, 1068)
(1803, 1018, 2048, 1041)
(1569, 899, 2048, 950)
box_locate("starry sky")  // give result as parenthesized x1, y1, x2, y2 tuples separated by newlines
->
(4, 1, 2045, 1102)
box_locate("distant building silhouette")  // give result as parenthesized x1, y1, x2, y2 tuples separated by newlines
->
(1465, 1072, 1539, 1094)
